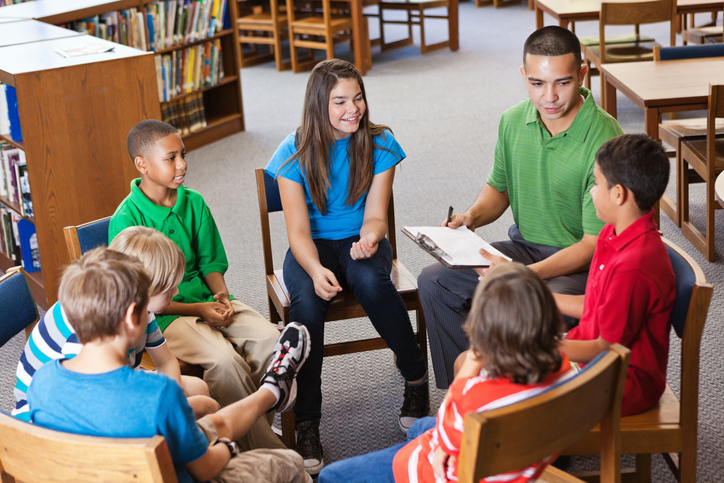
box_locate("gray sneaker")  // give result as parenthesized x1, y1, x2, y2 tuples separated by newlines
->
(399, 378, 430, 433)
(296, 420, 324, 475)
(260, 322, 311, 413)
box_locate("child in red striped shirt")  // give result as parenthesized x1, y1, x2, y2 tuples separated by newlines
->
(393, 263, 574, 483)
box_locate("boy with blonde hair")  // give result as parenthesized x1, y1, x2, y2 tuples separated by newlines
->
(110, 119, 283, 450)
(27, 248, 311, 483)
(13, 226, 214, 420)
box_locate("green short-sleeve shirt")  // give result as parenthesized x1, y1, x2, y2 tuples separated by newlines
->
(109, 179, 234, 331)
(487, 87, 623, 248)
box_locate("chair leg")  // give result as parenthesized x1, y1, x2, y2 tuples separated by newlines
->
(281, 410, 296, 449)
(679, 447, 698, 483)
(585, 59, 592, 90)
(706, 177, 716, 261)
(416, 305, 428, 363)
(599, 72, 606, 111)
(419, 9, 426, 53)
(289, 31, 301, 73)
(634, 454, 652, 483)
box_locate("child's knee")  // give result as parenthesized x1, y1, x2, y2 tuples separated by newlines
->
(187, 395, 220, 419)
(182, 375, 210, 397)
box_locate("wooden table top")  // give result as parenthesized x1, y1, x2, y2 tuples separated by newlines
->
(0, 20, 83, 48)
(535, 0, 723, 20)
(600, 57, 724, 109)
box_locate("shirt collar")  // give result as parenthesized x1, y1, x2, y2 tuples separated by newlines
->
(129, 178, 186, 224)
(603, 210, 659, 252)
(525, 87, 595, 143)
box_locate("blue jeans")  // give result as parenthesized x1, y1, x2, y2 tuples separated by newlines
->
(283, 236, 427, 422)
(318, 416, 436, 483)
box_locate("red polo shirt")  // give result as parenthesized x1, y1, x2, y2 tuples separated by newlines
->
(566, 211, 675, 416)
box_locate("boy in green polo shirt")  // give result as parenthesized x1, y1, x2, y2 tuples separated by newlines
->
(110, 119, 284, 451)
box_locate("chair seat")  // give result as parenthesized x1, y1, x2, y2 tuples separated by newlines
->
(564, 384, 682, 456)
(681, 138, 724, 174)
(579, 33, 655, 46)
(380, 0, 448, 7)
(290, 15, 354, 32)
(238, 13, 288, 29)
(660, 118, 724, 141)
(586, 41, 658, 62)
(683, 26, 722, 44)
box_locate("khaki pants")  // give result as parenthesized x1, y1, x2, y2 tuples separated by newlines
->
(164, 299, 285, 450)
(197, 418, 306, 483)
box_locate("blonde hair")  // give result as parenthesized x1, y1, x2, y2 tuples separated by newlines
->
(463, 263, 564, 386)
(59, 247, 150, 343)
(109, 226, 185, 296)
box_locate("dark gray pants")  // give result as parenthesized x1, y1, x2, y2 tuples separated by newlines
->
(418, 225, 589, 389)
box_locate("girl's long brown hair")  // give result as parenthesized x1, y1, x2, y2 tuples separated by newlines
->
(283, 59, 395, 215)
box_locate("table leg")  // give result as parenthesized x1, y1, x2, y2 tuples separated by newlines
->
(559, 18, 568, 29)
(646, 107, 662, 227)
(351, 0, 367, 75)
(535, 5, 543, 29)
(449, 0, 459, 51)
(603, 73, 617, 118)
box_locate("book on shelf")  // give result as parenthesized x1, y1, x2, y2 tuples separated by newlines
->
(156, 39, 225, 102)
(17, 218, 40, 273)
(402, 226, 511, 269)
(146, 0, 229, 52)
(162, 92, 208, 135)
(0, 84, 10, 136)
(0, 0, 32, 6)
(62, 9, 147, 51)
(0, 206, 22, 266)
(3, 84, 23, 143)
(0, 145, 22, 204)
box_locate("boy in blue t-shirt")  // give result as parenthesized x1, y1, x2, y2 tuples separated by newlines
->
(28, 247, 312, 483)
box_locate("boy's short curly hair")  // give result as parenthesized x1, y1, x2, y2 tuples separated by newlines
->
(463, 263, 564, 386)
(126, 119, 178, 162)
(595, 133, 670, 212)
(109, 226, 185, 297)
(523, 25, 582, 66)
(59, 247, 150, 344)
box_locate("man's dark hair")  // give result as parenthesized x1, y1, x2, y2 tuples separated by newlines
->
(596, 133, 670, 212)
(523, 26, 582, 66)
(126, 120, 178, 162)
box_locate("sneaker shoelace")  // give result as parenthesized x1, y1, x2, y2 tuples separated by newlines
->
(270, 341, 295, 385)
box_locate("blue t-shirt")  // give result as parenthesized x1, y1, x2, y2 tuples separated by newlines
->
(28, 360, 208, 483)
(265, 129, 405, 240)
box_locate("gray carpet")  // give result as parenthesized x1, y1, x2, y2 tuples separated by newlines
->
(1, 2, 723, 481)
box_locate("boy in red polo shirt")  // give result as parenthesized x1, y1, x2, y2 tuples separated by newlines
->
(554, 133, 676, 416)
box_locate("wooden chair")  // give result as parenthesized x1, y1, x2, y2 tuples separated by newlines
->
(474, 0, 519, 9)
(0, 411, 177, 483)
(655, 44, 724, 227)
(63, 217, 204, 378)
(680, 84, 724, 261)
(562, 238, 712, 483)
(255, 168, 427, 449)
(0, 267, 39, 348)
(682, 6, 722, 45)
(581, 0, 677, 108)
(458, 345, 630, 483)
(377, 0, 457, 54)
(237, 0, 292, 71)
(285, 0, 355, 72)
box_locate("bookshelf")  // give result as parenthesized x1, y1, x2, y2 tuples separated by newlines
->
(0, 34, 161, 308)
(0, 0, 245, 152)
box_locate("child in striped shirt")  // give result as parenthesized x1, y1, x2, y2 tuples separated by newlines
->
(13, 226, 216, 420)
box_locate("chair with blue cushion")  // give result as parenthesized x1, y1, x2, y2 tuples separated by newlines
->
(561, 238, 712, 483)
(656, 45, 724, 227)
(0, 267, 39, 348)
(0, 410, 176, 482)
(458, 345, 630, 483)
(255, 167, 427, 449)
(62, 216, 112, 263)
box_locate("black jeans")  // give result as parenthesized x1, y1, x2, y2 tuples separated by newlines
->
(283, 235, 427, 423)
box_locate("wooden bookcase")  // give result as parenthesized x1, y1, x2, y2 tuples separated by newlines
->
(0, 33, 162, 308)
(0, 0, 245, 152)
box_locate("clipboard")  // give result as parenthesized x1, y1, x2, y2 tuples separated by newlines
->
(402, 226, 511, 269)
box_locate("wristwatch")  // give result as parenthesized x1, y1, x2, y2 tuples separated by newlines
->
(214, 438, 240, 458)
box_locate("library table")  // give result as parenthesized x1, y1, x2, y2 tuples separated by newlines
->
(534, 0, 724, 30)
(717, 171, 724, 208)
(0, 20, 83, 48)
(0, 0, 140, 24)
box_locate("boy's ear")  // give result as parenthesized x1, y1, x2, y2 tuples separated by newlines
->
(134, 156, 147, 174)
(612, 184, 627, 206)
(122, 302, 140, 332)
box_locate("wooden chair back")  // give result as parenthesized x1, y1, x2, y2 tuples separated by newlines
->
(237, 0, 290, 71)
(654, 43, 724, 61)
(706, 84, 724, 169)
(255, 167, 425, 447)
(0, 267, 39, 346)
(62, 216, 112, 263)
(0, 410, 178, 483)
(458, 345, 630, 483)
(561, 239, 712, 483)
(600, 0, 676, 64)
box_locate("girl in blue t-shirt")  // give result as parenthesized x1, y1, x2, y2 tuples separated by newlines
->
(265, 59, 428, 474)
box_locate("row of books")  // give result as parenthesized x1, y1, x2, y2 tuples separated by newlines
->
(0, 143, 33, 218)
(154, 39, 225, 102)
(68, 9, 148, 51)
(146, 0, 229, 52)
(161, 92, 209, 135)
(0, 204, 40, 273)
(0, 84, 23, 143)
(0, 0, 31, 6)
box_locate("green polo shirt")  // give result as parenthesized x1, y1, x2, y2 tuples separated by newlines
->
(109, 179, 234, 331)
(487, 87, 623, 249)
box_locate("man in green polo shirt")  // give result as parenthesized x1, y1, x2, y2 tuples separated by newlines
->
(419, 26, 624, 389)
(109, 120, 285, 452)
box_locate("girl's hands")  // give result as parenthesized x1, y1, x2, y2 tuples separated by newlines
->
(350, 233, 379, 260)
(432, 446, 454, 481)
(312, 267, 342, 300)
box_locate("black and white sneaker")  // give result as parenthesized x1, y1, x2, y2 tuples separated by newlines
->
(296, 419, 324, 475)
(260, 322, 311, 413)
(399, 377, 430, 433)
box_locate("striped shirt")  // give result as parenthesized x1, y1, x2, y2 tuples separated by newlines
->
(393, 354, 573, 483)
(13, 301, 165, 421)
(488, 87, 623, 248)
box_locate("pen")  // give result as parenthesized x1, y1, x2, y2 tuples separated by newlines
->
(446, 206, 453, 225)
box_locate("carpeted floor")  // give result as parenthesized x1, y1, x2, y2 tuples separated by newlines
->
(1, 2, 723, 481)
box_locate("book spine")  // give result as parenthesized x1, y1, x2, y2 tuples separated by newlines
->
(4, 85, 22, 143)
